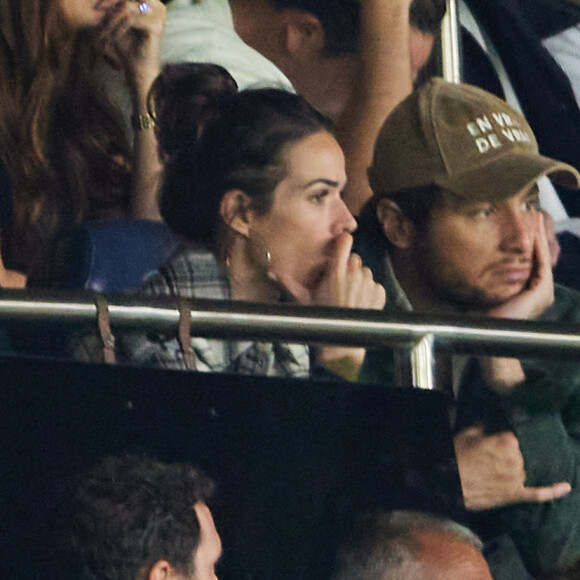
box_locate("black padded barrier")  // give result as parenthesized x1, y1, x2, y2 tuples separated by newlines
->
(0, 356, 462, 579)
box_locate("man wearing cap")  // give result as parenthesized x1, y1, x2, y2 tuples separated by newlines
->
(357, 78, 580, 578)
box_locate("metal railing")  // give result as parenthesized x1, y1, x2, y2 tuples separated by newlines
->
(441, 0, 462, 83)
(0, 290, 578, 390)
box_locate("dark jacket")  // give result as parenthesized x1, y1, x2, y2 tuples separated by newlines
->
(462, 0, 580, 215)
(359, 243, 580, 577)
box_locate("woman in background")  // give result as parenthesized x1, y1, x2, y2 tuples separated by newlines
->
(114, 63, 385, 380)
(0, 0, 165, 286)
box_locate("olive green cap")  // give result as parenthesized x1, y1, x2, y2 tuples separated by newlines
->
(367, 78, 580, 202)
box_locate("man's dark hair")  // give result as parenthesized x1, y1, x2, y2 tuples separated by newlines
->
(333, 510, 483, 580)
(271, 0, 360, 54)
(270, 0, 446, 55)
(357, 183, 444, 258)
(410, 0, 447, 35)
(70, 455, 214, 580)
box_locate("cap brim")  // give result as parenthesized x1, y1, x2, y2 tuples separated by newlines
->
(435, 153, 580, 203)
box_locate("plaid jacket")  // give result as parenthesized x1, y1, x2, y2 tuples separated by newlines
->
(118, 246, 310, 378)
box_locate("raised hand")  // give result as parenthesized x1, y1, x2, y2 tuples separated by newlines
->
(480, 211, 554, 392)
(271, 232, 385, 380)
(488, 210, 554, 321)
(274, 232, 385, 310)
(454, 424, 571, 510)
(96, 0, 166, 93)
(314, 231, 386, 310)
(94, 1, 166, 222)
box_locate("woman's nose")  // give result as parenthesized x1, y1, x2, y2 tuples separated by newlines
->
(333, 198, 357, 235)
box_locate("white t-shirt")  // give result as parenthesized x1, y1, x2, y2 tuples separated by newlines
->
(161, 0, 294, 91)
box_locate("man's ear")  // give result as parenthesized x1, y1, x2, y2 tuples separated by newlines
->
(284, 11, 325, 59)
(220, 189, 253, 238)
(148, 559, 176, 580)
(376, 198, 415, 250)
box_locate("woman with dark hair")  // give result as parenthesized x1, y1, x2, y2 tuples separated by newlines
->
(0, 0, 165, 286)
(115, 63, 385, 380)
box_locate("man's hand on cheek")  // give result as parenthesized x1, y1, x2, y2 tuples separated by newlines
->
(488, 211, 554, 321)
(479, 212, 554, 393)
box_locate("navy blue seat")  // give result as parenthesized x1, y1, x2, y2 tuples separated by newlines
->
(41, 218, 178, 292)
(14, 219, 178, 360)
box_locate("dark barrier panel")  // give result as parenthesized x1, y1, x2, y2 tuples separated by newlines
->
(0, 356, 461, 579)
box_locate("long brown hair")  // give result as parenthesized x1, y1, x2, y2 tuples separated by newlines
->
(0, 0, 132, 272)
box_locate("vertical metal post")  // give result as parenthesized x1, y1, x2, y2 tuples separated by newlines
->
(393, 334, 436, 389)
(441, 0, 461, 83)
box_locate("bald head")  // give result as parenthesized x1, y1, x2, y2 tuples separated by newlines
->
(333, 511, 492, 580)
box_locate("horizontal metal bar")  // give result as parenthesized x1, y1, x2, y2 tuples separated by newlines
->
(0, 290, 578, 359)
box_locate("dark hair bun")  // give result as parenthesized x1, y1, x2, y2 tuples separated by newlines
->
(148, 62, 238, 160)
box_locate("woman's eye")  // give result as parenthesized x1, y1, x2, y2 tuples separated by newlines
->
(310, 190, 328, 204)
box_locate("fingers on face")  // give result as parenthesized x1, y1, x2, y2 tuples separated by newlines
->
(536, 209, 549, 256)
(531, 210, 555, 306)
(99, 0, 164, 37)
(333, 232, 354, 274)
(96, 0, 120, 12)
(536, 209, 555, 267)
(346, 253, 362, 271)
(340, 253, 385, 309)
(97, 4, 129, 46)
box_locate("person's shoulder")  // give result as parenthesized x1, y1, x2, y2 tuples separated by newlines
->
(161, 0, 293, 91)
(542, 283, 580, 323)
(140, 245, 222, 298)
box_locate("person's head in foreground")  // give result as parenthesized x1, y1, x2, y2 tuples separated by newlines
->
(150, 62, 384, 309)
(359, 78, 580, 315)
(70, 455, 221, 580)
(333, 510, 493, 580)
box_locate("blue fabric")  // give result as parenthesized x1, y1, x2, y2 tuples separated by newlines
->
(36, 219, 179, 292)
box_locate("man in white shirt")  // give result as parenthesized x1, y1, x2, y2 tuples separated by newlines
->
(161, 0, 446, 214)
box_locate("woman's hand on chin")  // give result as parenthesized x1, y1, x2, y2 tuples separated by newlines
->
(271, 232, 386, 381)
(311, 232, 386, 310)
(271, 232, 386, 310)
